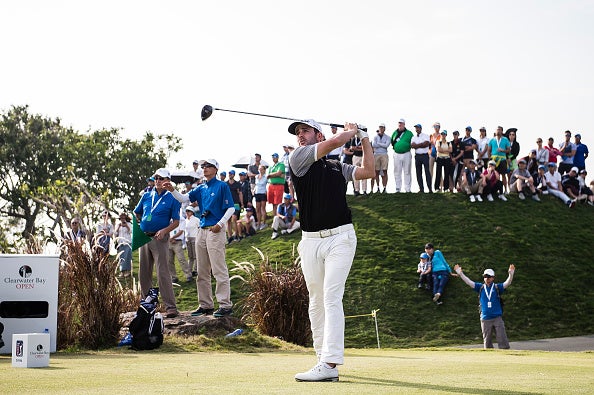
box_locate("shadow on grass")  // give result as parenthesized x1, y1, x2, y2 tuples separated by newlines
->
(342, 375, 528, 394)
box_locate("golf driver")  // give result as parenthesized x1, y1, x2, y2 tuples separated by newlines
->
(201, 104, 350, 130)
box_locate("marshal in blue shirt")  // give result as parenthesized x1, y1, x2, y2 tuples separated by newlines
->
(474, 282, 505, 320)
(188, 178, 234, 228)
(134, 189, 181, 233)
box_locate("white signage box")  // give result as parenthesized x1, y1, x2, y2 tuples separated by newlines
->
(12, 332, 50, 368)
(0, 254, 59, 354)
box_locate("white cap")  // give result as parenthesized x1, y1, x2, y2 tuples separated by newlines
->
(154, 168, 171, 178)
(288, 119, 322, 135)
(398, 118, 405, 124)
(379, 123, 385, 128)
(570, 166, 579, 173)
(483, 269, 495, 277)
(185, 206, 196, 213)
(198, 159, 219, 169)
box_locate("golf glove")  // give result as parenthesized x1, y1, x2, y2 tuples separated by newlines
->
(356, 124, 369, 140)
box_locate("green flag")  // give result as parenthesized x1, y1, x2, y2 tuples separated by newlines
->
(132, 215, 152, 251)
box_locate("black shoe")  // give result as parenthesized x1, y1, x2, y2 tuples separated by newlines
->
(171, 277, 179, 283)
(191, 271, 197, 277)
(191, 307, 214, 316)
(353, 191, 360, 196)
(213, 307, 233, 318)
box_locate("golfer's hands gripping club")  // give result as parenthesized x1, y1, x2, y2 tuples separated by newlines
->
(356, 123, 369, 140)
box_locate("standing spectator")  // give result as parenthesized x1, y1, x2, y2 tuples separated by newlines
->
(64, 217, 86, 242)
(417, 252, 432, 291)
(114, 212, 132, 278)
(509, 159, 540, 201)
(577, 169, 594, 206)
(476, 127, 491, 172)
(544, 162, 576, 208)
(168, 217, 193, 283)
(94, 210, 113, 257)
(267, 153, 286, 215)
(411, 123, 432, 193)
(453, 265, 515, 349)
(573, 133, 588, 172)
(349, 135, 367, 195)
(326, 126, 342, 160)
(461, 159, 484, 202)
(424, 243, 454, 305)
(185, 206, 199, 277)
(461, 126, 477, 169)
(429, 122, 442, 186)
(271, 193, 300, 240)
(247, 153, 263, 195)
(226, 170, 243, 243)
(238, 171, 252, 209)
(434, 130, 452, 192)
(282, 144, 296, 198)
(218, 171, 227, 182)
(391, 118, 413, 193)
(166, 159, 235, 318)
(134, 168, 181, 318)
(545, 137, 562, 164)
(288, 119, 374, 382)
(143, 176, 155, 195)
(482, 160, 507, 202)
(506, 128, 520, 176)
(535, 138, 548, 166)
(488, 126, 511, 194)
(191, 160, 204, 187)
(558, 130, 576, 175)
(450, 131, 464, 191)
(254, 165, 268, 230)
(372, 123, 391, 193)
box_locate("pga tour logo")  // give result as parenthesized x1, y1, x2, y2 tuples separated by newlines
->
(16, 340, 24, 357)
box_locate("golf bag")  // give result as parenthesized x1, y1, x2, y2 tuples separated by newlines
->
(129, 288, 164, 350)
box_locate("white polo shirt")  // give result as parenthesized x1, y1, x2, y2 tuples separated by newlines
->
(411, 132, 430, 154)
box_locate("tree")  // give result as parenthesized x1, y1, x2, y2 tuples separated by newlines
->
(0, 105, 182, 248)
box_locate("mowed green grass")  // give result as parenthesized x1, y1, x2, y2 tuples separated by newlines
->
(2, 348, 593, 394)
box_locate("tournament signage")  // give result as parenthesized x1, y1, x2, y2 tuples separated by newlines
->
(0, 255, 59, 354)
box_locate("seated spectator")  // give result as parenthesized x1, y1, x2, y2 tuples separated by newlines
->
(417, 252, 432, 291)
(236, 207, 257, 239)
(482, 160, 507, 202)
(533, 165, 548, 196)
(544, 162, 575, 208)
(461, 159, 484, 202)
(577, 169, 594, 206)
(521, 149, 539, 175)
(561, 167, 581, 201)
(510, 159, 540, 201)
(271, 193, 300, 240)
(424, 243, 455, 305)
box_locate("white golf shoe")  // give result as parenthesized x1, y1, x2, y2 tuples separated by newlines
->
(475, 194, 483, 202)
(295, 362, 339, 382)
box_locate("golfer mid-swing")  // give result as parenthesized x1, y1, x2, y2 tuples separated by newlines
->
(289, 120, 374, 382)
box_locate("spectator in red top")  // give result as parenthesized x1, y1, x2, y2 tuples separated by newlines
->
(545, 137, 562, 163)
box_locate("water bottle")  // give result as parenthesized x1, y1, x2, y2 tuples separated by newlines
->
(225, 329, 244, 338)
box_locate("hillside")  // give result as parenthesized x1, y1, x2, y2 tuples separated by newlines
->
(179, 192, 594, 348)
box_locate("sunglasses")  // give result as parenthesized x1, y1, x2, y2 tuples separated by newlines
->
(200, 164, 215, 169)
(483, 275, 493, 278)
(154, 176, 166, 181)
(71, 222, 79, 225)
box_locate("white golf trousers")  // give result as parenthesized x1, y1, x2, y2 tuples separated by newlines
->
(393, 151, 412, 192)
(298, 224, 356, 365)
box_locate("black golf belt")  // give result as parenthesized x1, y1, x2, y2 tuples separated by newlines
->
(301, 224, 354, 239)
(144, 232, 157, 237)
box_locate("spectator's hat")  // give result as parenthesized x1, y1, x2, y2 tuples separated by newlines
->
(193, 159, 199, 164)
(146, 176, 155, 182)
(379, 123, 386, 128)
(538, 164, 546, 170)
(414, 123, 422, 128)
(579, 169, 587, 174)
(239, 171, 247, 176)
(548, 162, 557, 167)
(283, 193, 292, 200)
(287, 144, 295, 149)
(575, 133, 581, 139)
(488, 160, 496, 166)
(229, 169, 236, 175)
(154, 168, 170, 179)
(420, 252, 430, 259)
(483, 269, 495, 278)
(288, 119, 322, 135)
(272, 153, 279, 158)
(440, 130, 447, 135)
(185, 206, 196, 213)
(398, 118, 405, 124)
(220, 171, 227, 176)
(570, 166, 579, 173)
(452, 130, 459, 135)
(466, 126, 472, 132)
(479, 126, 486, 131)
(184, 180, 191, 185)
(518, 158, 527, 164)
(530, 149, 537, 154)
(199, 158, 220, 169)
(433, 122, 440, 127)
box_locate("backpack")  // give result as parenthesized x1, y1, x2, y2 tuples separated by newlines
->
(129, 288, 164, 350)
(478, 284, 504, 313)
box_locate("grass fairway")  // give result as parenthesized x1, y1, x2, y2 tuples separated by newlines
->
(1, 348, 593, 394)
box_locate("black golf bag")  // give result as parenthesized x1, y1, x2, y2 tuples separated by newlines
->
(129, 288, 164, 350)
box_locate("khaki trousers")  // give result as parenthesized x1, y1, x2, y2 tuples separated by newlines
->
(139, 234, 177, 311)
(195, 226, 232, 309)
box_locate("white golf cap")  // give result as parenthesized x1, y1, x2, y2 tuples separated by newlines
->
(398, 118, 405, 124)
(288, 119, 322, 135)
(154, 168, 171, 178)
(570, 166, 579, 173)
(198, 159, 219, 169)
(379, 123, 385, 127)
(185, 206, 196, 213)
(483, 269, 495, 277)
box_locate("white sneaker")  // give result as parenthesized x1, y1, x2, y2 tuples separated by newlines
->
(469, 195, 476, 203)
(271, 232, 279, 240)
(498, 194, 508, 202)
(532, 195, 541, 202)
(475, 195, 483, 202)
(487, 194, 494, 202)
(518, 192, 525, 200)
(432, 292, 441, 302)
(281, 230, 288, 235)
(295, 362, 339, 382)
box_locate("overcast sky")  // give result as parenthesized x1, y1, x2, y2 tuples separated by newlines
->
(2, 0, 593, 189)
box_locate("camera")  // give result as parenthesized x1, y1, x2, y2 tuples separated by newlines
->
(201, 210, 210, 219)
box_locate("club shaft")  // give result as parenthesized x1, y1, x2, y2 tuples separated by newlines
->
(213, 107, 343, 129)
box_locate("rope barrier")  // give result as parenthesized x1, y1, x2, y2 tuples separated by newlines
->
(345, 309, 381, 348)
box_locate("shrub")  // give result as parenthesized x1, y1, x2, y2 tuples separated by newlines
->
(58, 241, 138, 349)
(232, 247, 311, 346)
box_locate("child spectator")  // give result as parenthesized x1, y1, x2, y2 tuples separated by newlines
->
(236, 207, 257, 239)
(417, 252, 432, 291)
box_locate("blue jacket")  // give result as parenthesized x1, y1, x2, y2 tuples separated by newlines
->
(431, 250, 451, 273)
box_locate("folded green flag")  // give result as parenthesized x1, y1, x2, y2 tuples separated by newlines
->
(132, 215, 152, 251)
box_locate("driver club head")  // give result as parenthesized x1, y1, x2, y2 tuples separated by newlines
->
(201, 105, 214, 121)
